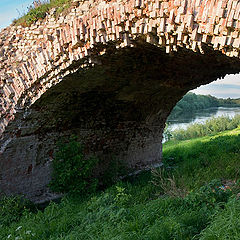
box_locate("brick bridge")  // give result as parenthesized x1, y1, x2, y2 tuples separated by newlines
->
(1, 0, 240, 201)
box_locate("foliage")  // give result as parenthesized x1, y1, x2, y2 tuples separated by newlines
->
(199, 197, 240, 240)
(168, 93, 219, 119)
(185, 179, 232, 209)
(218, 97, 240, 107)
(163, 123, 172, 142)
(168, 92, 240, 120)
(170, 114, 240, 141)
(14, 0, 72, 27)
(49, 137, 99, 194)
(114, 186, 132, 206)
(0, 195, 35, 227)
(1, 129, 240, 239)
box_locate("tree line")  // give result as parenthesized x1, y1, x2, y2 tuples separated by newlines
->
(168, 92, 240, 119)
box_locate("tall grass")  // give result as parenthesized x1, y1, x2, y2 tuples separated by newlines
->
(199, 197, 240, 240)
(1, 128, 240, 239)
(169, 114, 240, 141)
(163, 128, 240, 190)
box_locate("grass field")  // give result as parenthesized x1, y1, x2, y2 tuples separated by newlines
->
(1, 128, 240, 240)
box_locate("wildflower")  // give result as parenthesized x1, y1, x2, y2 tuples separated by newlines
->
(15, 226, 22, 231)
(7, 234, 11, 239)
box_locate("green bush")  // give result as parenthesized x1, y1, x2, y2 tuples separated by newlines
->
(114, 186, 132, 207)
(49, 137, 99, 194)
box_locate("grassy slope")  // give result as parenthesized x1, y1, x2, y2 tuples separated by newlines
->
(163, 128, 240, 190)
(1, 129, 240, 240)
(15, 0, 72, 27)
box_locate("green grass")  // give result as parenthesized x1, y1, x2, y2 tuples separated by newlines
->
(14, 0, 72, 27)
(163, 128, 240, 190)
(199, 197, 240, 240)
(1, 128, 240, 240)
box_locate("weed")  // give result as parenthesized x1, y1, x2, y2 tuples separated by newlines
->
(114, 186, 132, 206)
(151, 168, 188, 198)
(49, 136, 99, 194)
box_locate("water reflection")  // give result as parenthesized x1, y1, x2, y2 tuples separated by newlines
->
(167, 107, 240, 131)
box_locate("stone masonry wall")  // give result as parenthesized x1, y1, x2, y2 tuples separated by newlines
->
(1, 0, 240, 139)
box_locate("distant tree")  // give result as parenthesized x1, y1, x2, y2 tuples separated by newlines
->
(168, 93, 240, 119)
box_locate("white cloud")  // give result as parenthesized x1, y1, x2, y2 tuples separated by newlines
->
(210, 73, 240, 86)
(191, 73, 240, 98)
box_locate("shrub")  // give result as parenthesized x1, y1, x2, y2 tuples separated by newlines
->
(49, 137, 99, 194)
(114, 186, 132, 206)
(163, 123, 172, 142)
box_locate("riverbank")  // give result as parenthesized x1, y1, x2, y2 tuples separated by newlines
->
(168, 93, 240, 120)
(167, 106, 240, 131)
(166, 114, 240, 141)
(1, 128, 240, 239)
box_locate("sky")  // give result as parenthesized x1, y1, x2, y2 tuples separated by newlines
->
(0, 0, 35, 29)
(191, 74, 240, 99)
(0, 1, 240, 99)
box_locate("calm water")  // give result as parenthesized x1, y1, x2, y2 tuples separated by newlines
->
(167, 107, 240, 131)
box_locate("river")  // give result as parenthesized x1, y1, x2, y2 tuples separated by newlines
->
(166, 107, 240, 132)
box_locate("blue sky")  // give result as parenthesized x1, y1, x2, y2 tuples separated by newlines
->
(0, 1, 240, 99)
(0, 0, 35, 29)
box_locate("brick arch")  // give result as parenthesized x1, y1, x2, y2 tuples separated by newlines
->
(1, 0, 240, 136)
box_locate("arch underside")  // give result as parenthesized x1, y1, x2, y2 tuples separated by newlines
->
(1, 42, 240, 201)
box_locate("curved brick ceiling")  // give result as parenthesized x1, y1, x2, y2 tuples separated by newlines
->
(1, 0, 240, 136)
